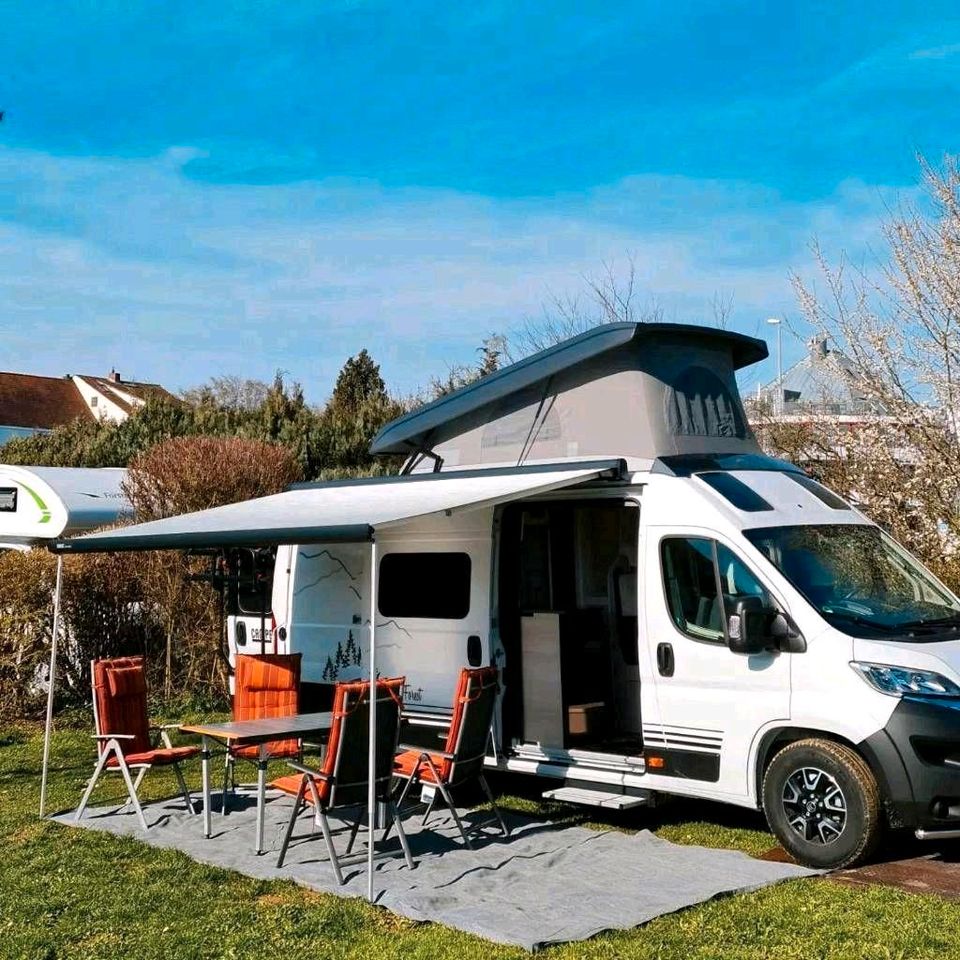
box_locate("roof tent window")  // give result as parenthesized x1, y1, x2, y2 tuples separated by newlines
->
(785, 472, 850, 510)
(0, 488, 17, 512)
(481, 401, 562, 452)
(664, 366, 748, 439)
(379, 552, 472, 620)
(698, 472, 773, 512)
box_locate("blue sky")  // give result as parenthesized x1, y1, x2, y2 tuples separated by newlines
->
(2, 1, 960, 399)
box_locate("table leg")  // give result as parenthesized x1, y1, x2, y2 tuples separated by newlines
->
(256, 744, 267, 855)
(201, 735, 212, 839)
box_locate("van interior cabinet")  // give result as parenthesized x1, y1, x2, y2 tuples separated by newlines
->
(521, 611, 611, 747)
(520, 613, 564, 745)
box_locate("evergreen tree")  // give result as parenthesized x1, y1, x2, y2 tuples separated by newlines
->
(329, 349, 387, 416)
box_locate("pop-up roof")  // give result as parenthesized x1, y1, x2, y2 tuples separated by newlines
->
(0, 466, 131, 549)
(372, 322, 768, 469)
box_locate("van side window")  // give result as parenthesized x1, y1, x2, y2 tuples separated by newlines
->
(661, 538, 724, 643)
(661, 538, 773, 644)
(378, 552, 472, 619)
(715, 543, 773, 621)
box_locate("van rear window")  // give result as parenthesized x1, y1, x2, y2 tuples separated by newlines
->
(378, 552, 472, 619)
(697, 472, 772, 512)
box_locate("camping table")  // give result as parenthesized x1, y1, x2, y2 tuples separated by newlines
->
(180, 713, 332, 855)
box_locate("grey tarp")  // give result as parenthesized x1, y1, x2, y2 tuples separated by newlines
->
(58, 793, 818, 951)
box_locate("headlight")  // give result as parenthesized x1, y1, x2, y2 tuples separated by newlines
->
(850, 661, 960, 698)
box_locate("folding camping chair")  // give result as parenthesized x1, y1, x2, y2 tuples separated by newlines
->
(272, 676, 414, 884)
(75, 656, 199, 830)
(222, 653, 302, 814)
(391, 666, 508, 849)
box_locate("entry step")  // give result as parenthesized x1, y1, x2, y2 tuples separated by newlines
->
(542, 787, 649, 810)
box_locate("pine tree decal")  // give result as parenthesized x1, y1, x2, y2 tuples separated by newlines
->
(322, 655, 335, 682)
(348, 629, 362, 666)
(335, 640, 346, 669)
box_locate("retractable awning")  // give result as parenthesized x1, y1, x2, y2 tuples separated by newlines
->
(49, 459, 626, 554)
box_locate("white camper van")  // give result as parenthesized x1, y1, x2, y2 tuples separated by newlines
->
(266, 323, 960, 869)
(56, 323, 960, 869)
(0, 465, 130, 550)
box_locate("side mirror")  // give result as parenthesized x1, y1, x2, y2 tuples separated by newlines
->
(771, 611, 807, 653)
(727, 599, 806, 654)
(727, 596, 773, 655)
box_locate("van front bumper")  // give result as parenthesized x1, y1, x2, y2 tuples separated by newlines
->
(860, 696, 960, 832)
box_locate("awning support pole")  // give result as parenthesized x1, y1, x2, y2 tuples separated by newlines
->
(366, 539, 378, 903)
(39, 554, 64, 819)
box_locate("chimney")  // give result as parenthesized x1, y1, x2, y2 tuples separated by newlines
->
(808, 337, 829, 361)
(109, 368, 121, 383)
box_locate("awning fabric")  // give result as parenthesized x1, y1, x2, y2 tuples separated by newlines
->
(49, 460, 625, 554)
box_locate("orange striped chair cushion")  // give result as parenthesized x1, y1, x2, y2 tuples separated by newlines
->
(231, 654, 302, 760)
(93, 656, 152, 757)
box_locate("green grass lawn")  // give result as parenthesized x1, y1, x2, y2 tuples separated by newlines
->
(3, 715, 960, 959)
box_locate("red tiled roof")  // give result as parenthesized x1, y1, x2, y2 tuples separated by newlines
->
(0, 372, 93, 430)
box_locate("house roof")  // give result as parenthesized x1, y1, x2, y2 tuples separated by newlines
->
(371, 322, 768, 456)
(0, 370, 178, 434)
(759, 338, 879, 412)
(0, 372, 91, 430)
(74, 375, 178, 412)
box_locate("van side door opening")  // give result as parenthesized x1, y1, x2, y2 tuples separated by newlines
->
(496, 498, 640, 756)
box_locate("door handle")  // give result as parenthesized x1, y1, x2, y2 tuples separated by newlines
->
(467, 635, 482, 667)
(657, 642, 675, 677)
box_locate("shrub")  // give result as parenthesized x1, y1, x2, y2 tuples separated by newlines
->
(123, 436, 303, 698)
(0, 549, 154, 720)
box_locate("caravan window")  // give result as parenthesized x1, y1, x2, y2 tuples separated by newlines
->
(378, 552, 472, 619)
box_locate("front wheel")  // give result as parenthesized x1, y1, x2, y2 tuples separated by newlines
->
(761, 738, 881, 869)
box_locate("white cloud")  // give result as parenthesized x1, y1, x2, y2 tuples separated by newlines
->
(0, 147, 898, 398)
(910, 43, 960, 60)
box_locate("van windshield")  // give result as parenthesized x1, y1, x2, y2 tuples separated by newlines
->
(744, 524, 960, 638)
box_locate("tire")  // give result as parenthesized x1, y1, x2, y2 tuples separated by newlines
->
(761, 738, 881, 869)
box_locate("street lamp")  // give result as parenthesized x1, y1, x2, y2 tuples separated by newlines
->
(767, 317, 783, 416)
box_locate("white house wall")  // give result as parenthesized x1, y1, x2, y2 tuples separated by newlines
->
(69, 376, 132, 423)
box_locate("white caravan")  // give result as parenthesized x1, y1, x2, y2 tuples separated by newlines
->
(0, 465, 130, 550)
(56, 323, 960, 869)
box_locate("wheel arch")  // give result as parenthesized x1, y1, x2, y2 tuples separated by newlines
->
(753, 726, 904, 822)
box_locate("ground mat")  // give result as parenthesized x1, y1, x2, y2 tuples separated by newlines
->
(56, 791, 817, 950)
